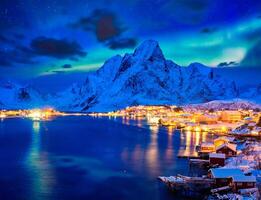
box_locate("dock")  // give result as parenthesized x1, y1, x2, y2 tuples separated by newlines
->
(158, 174, 214, 197)
(177, 154, 200, 158)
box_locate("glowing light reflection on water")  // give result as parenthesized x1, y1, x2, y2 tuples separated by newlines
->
(0, 116, 214, 200)
(25, 121, 56, 200)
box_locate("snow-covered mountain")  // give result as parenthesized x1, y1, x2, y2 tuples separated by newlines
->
(50, 40, 260, 112)
(0, 81, 45, 109)
(0, 40, 260, 111)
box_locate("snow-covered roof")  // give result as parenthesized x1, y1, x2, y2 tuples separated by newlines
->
(231, 175, 256, 183)
(210, 168, 243, 178)
(216, 143, 237, 152)
(244, 117, 252, 121)
(248, 122, 256, 127)
(209, 153, 225, 159)
(201, 142, 215, 147)
(214, 136, 235, 143)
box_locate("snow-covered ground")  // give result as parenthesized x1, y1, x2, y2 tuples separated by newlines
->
(207, 141, 261, 200)
(225, 142, 261, 175)
(0, 81, 46, 110)
(211, 142, 261, 200)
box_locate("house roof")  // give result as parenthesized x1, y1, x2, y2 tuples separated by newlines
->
(248, 122, 256, 127)
(209, 153, 225, 159)
(201, 142, 215, 147)
(244, 117, 253, 121)
(210, 168, 243, 178)
(214, 136, 235, 143)
(232, 175, 256, 183)
(216, 143, 237, 152)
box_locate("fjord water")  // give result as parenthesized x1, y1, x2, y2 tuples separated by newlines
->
(0, 116, 213, 200)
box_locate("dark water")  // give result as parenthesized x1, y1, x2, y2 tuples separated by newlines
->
(0, 116, 213, 200)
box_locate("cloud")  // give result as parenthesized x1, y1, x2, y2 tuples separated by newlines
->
(241, 40, 261, 67)
(69, 57, 79, 62)
(106, 38, 137, 49)
(30, 37, 87, 59)
(217, 61, 238, 67)
(0, 36, 87, 67)
(0, 35, 35, 66)
(0, 35, 17, 45)
(62, 64, 72, 68)
(200, 27, 217, 34)
(0, 48, 36, 67)
(175, 0, 210, 11)
(69, 9, 137, 50)
(70, 9, 126, 42)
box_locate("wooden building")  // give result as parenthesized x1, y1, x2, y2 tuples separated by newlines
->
(214, 136, 235, 148)
(208, 168, 244, 187)
(209, 153, 225, 167)
(220, 111, 242, 122)
(198, 142, 215, 153)
(231, 175, 256, 192)
(197, 114, 218, 124)
(216, 143, 237, 157)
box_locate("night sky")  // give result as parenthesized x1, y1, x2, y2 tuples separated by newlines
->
(0, 0, 261, 91)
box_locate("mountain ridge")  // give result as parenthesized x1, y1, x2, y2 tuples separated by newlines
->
(50, 40, 260, 112)
(0, 40, 260, 111)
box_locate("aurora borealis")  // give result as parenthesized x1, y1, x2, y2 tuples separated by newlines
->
(0, 0, 261, 88)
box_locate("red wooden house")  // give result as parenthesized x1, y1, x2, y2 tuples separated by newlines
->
(209, 153, 225, 167)
(216, 143, 237, 157)
(231, 175, 256, 192)
(208, 168, 244, 187)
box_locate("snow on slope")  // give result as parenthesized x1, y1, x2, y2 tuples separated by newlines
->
(183, 99, 261, 111)
(0, 81, 45, 109)
(52, 40, 260, 112)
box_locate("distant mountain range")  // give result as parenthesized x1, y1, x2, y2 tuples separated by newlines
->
(0, 40, 260, 111)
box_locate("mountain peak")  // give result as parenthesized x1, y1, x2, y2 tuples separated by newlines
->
(188, 62, 211, 75)
(133, 40, 165, 61)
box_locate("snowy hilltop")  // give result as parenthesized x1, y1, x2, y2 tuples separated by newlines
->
(0, 40, 261, 111)
(0, 81, 45, 110)
(183, 100, 261, 111)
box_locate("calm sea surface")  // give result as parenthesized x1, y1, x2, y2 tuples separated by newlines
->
(0, 116, 214, 200)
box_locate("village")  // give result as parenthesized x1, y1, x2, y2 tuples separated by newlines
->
(90, 105, 261, 199)
(90, 105, 261, 137)
(0, 108, 85, 121)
